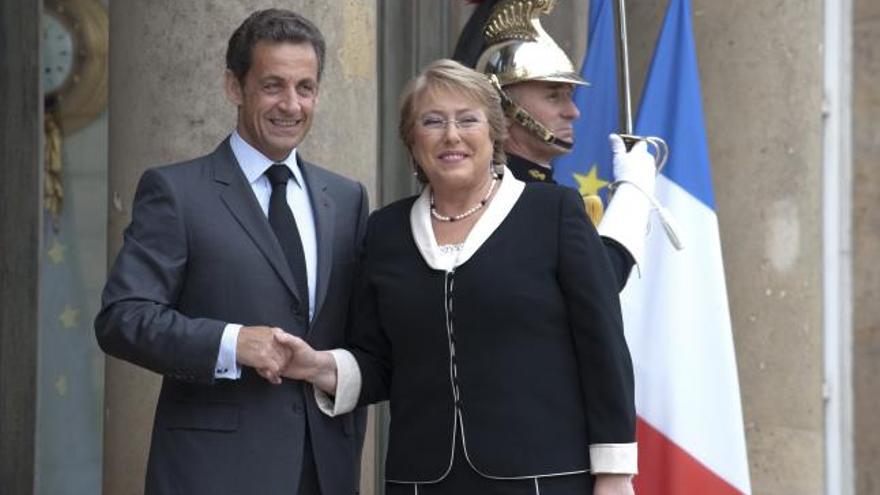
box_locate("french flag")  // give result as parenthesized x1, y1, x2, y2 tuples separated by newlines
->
(556, 0, 752, 492)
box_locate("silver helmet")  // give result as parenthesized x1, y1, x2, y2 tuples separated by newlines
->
(475, 0, 587, 150)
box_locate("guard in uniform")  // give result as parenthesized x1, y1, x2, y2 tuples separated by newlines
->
(457, 0, 658, 290)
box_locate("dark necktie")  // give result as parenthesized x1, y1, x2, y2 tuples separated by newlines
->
(266, 164, 309, 323)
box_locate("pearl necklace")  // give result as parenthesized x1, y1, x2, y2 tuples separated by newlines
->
(430, 173, 500, 222)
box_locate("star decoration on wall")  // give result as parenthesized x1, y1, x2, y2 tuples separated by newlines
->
(47, 238, 67, 264)
(572, 164, 610, 197)
(59, 305, 80, 329)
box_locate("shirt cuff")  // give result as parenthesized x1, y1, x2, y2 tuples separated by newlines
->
(590, 443, 638, 475)
(214, 324, 242, 380)
(314, 349, 361, 417)
(598, 183, 651, 270)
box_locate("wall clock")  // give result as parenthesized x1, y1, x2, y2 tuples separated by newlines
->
(43, 0, 108, 134)
(42, 0, 108, 229)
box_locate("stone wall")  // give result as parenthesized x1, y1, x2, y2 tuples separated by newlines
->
(853, 0, 880, 492)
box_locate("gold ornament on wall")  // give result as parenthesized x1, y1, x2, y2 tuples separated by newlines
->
(44, 112, 64, 230)
(42, 0, 108, 230)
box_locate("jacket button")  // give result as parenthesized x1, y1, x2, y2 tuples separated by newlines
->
(292, 402, 303, 415)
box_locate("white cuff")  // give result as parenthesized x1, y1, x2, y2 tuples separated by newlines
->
(214, 324, 242, 379)
(598, 183, 651, 269)
(590, 442, 638, 475)
(314, 349, 362, 417)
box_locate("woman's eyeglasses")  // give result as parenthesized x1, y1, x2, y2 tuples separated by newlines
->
(419, 116, 485, 133)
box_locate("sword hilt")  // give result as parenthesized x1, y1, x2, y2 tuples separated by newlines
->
(616, 133, 669, 173)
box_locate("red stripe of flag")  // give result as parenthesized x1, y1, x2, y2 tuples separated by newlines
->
(634, 417, 744, 495)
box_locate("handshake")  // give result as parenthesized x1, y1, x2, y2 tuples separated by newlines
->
(235, 325, 337, 392)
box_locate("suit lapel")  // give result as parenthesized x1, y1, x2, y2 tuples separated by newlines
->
(212, 139, 303, 303)
(300, 159, 335, 323)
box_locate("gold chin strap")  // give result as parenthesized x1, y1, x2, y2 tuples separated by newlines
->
(489, 75, 574, 152)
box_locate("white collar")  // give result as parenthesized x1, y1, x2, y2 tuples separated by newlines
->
(410, 167, 525, 272)
(230, 130, 303, 186)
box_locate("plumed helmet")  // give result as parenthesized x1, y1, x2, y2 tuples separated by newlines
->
(475, 0, 587, 87)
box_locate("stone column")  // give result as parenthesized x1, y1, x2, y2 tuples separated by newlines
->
(0, 0, 41, 493)
(626, 1, 825, 493)
(853, 0, 880, 492)
(104, 1, 378, 493)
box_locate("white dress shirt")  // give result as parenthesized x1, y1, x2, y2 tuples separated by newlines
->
(214, 130, 318, 379)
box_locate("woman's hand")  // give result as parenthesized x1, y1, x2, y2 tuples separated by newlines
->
(594, 474, 634, 495)
(273, 332, 338, 394)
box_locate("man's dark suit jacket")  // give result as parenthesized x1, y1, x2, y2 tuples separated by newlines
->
(95, 138, 368, 495)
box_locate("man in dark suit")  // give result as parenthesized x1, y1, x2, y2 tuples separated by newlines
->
(95, 9, 367, 495)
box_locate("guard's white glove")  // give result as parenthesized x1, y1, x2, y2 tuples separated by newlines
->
(597, 134, 657, 270)
(609, 134, 656, 193)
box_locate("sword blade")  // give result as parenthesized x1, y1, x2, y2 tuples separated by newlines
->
(616, 0, 634, 135)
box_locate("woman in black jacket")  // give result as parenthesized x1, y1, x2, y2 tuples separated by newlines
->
(278, 59, 637, 495)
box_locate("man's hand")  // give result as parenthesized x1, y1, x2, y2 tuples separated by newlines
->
(274, 333, 338, 394)
(236, 326, 291, 385)
(594, 474, 635, 495)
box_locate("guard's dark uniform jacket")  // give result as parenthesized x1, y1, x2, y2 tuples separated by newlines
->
(507, 153, 635, 291)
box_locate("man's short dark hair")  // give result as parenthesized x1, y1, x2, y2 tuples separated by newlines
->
(226, 9, 326, 82)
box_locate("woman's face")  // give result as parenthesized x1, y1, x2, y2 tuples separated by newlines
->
(410, 87, 493, 190)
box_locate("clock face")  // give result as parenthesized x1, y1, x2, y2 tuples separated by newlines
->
(42, 12, 76, 95)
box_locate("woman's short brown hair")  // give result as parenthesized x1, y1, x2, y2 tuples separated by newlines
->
(399, 59, 507, 183)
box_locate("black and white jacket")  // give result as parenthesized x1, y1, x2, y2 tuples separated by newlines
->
(321, 169, 637, 483)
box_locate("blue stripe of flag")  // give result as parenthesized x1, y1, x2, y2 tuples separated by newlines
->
(634, 0, 716, 211)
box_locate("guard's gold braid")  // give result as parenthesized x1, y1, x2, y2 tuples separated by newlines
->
(583, 195, 604, 227)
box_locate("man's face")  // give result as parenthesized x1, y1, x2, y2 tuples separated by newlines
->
(504, 80, 580, 165)
(225, 41, 319, 161)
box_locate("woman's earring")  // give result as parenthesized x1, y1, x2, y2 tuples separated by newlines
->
(492, 161, 504, 177)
